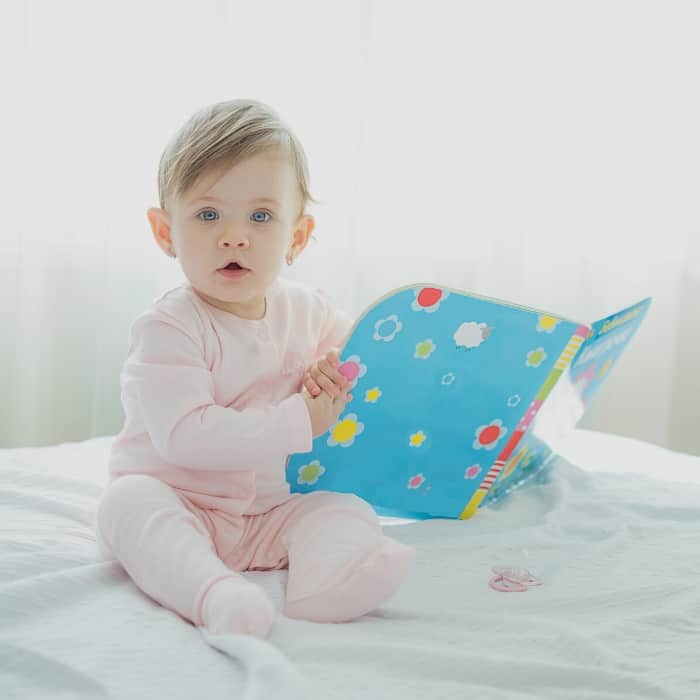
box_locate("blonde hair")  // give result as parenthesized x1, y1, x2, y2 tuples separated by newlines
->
(156, 98, 316, 216)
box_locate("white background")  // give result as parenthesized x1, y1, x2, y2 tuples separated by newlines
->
(1, 0, 698, 453)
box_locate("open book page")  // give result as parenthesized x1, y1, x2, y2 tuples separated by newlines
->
(480, 297, 652, 507)
(287, 283, 587, 519)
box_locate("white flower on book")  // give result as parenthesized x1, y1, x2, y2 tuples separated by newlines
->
(297, 460, 325, 486)
(373, 315, 403, 342)
(411, 287, 450, 313)
(327, 413, 365, 448)
(441, 372, 456, 386)
(473, 419, 508, 451)
(526, 347, 547, 368)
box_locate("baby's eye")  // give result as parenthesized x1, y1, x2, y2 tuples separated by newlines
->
(250, 211, 271, 223)
(198, 209, 219, 222)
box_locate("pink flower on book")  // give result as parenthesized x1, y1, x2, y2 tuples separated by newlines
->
(338, 355, 367, 388)
(407, 473, 425, 490)
(465, 464, 482, 480)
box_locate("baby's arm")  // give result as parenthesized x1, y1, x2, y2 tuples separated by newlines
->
(127, 316, 312, 471)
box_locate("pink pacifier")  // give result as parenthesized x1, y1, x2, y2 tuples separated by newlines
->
(489, 566, 543, 592)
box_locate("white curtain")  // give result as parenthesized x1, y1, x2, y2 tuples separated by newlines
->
(1, 0, 698, 454)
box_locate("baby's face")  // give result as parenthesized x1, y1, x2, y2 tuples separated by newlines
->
(166, 147, 305, 318)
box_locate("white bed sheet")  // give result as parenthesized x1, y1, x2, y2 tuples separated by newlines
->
(1, 430, 699, 700)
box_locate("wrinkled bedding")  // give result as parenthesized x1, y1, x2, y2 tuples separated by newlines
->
(1, 430, 699, 699)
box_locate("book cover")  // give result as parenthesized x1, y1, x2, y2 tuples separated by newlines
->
(285, 284, 650, 519)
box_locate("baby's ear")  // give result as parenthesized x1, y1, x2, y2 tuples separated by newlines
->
(290, 213, 315, 256)
(147, 207, 175, 257)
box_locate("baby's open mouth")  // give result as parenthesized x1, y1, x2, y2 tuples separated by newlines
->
(220, 262, 247, 271)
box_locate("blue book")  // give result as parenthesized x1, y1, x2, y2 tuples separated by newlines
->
(285, 284, 651, 520)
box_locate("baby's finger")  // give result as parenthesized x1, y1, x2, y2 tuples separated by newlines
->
(326, 349, 341, 368)
(318, 357, 350, 390)
(333, 388, 352, 407)
(310, 366, 341, 397)
(303, 374, 322, 397)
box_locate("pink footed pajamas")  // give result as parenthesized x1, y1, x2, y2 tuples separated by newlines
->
(96, 279, 415, 636)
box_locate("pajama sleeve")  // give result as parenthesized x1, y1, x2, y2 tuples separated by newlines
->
(125, 316, 313, 471)
(314, 289, 356, 360)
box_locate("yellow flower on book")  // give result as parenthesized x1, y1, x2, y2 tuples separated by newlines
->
(409, 431, 427, 447)
(327, 413, 365, 448)
(536, 315, 560, 333)
(364, 387, 382, 403)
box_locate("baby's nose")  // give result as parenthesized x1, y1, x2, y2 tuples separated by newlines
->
(220, 229, 249, 247)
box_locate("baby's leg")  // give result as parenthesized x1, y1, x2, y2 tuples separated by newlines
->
(280, 492, 416, 623)
(96, 474, 274, 637)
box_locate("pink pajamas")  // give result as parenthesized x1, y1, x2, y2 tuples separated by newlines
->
(96, 475, 415, 631)
(96, 279, 415, 635)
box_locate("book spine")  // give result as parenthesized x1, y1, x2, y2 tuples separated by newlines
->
(458, 324, 590, 519)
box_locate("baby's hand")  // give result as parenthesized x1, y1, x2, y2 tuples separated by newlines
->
(302, 385, 352, 439)
(303, 349, 350, 399)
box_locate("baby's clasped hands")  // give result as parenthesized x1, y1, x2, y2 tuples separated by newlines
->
(303, 349, 351, 399)
(301, 349, 353, 439)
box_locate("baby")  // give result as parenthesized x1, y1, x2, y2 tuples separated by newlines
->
(95, 98, 416, 639)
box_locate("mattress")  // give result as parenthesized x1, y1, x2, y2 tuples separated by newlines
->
(1, 429, 699, 699)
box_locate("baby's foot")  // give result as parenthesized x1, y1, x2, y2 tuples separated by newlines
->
(201, 576, 275, 638)
(284, 536, 416, 623)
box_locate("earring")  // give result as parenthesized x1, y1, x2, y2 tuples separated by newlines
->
(286, 253, 294, 266)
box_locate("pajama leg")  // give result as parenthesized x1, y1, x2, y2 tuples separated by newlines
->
(96, 474, 274, 637)
(279, 493, 416, 623)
